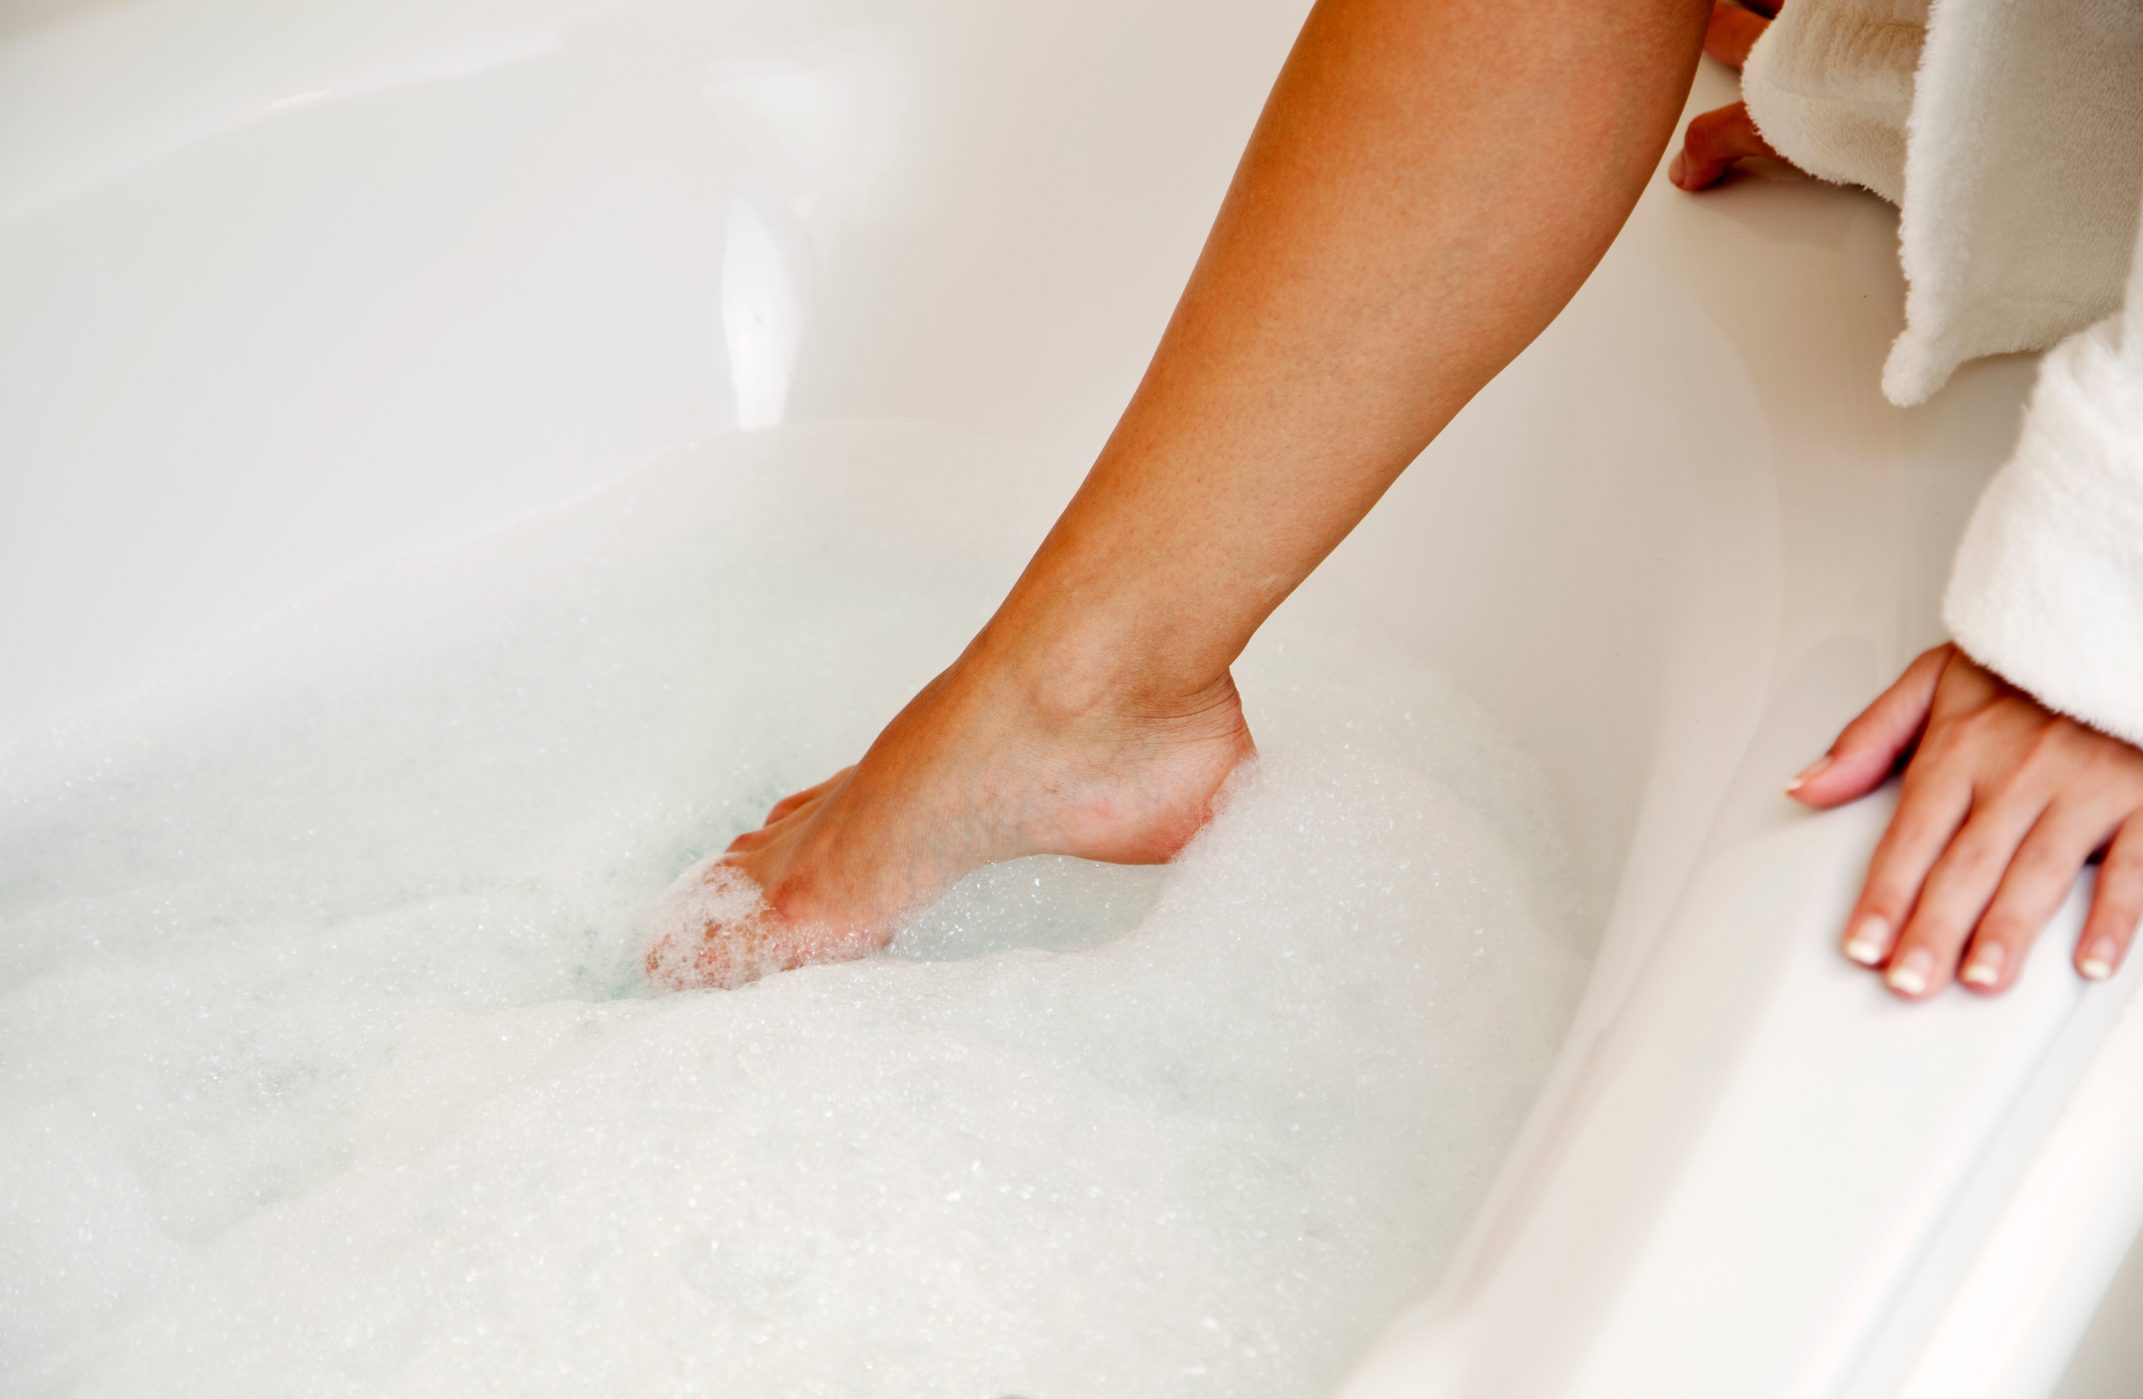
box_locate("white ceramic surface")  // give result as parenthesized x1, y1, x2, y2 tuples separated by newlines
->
(4, 2, 2138, 1393)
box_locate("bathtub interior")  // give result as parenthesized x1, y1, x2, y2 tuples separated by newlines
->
(6, 0, 2136, 1393)
(0, 0, 1794, 923)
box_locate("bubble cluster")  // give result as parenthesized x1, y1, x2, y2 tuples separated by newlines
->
(0, 424, 1584, 1397)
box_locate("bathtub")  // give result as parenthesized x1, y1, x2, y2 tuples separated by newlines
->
(4, 0, 2140, 1393)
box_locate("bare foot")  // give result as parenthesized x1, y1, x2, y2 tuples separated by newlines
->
(644, 651, 1254, 989)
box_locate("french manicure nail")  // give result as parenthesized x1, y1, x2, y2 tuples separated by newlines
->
(1786, 754, 1832, 794)
(1962, 943, 2005, 987)
(1888, 947, 1933, 996)
(2082, 937, 2119, 981)
(1844, 914, 1890, 966)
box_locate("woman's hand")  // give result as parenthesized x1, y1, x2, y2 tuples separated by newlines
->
(1790, 645, 2143, 998)
(1669, 7, 2143, 995)
(1670, 0, 1783, 190)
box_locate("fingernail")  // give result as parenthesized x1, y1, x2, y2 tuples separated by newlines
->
(1785, 754, 1832, 794)
(1962, 943, 2005, 987)
(1669, 152, 1688, 186)
(1844, 914, 1891, 966)
(2082, 937, 2119, 981)
(1887, 947, 1934, 996)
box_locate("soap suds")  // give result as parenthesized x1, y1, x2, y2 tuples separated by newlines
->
(0, 423, 1583, 1397)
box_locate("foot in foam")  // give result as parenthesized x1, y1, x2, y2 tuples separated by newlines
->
(644, 659, 1255, 989)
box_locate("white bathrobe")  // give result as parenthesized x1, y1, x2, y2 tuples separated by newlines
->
(1740, 0, 2143, 746)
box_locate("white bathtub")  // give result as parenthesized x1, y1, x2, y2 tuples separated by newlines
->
(4, 1, 2140, 1393)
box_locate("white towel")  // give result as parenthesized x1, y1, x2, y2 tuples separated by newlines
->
(1740, 0, 2143, 744)
(1885, 0, 2143, 406)
(1737, 0, 1924, 204)
(1742, 0, 2143, 404)
(1945, 208, 2143, 748)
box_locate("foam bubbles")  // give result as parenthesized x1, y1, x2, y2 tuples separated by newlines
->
(0, 423, 1584, 1397)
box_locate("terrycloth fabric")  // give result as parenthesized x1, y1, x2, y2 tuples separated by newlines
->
(1944, 206, 2143, 748)
(1737, 0, 1925, 205)
(1884, 0, 2143, 405)
(1740, 0, 2143, 744)
(1742, 0, 2143, 404)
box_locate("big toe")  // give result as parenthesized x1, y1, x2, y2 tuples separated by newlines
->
(644, 861, 788, 989)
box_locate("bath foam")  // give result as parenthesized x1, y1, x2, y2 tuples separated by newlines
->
(0, 423, 1583, 1398)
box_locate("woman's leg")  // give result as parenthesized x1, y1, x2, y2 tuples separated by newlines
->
(656, 0, 1710, 986)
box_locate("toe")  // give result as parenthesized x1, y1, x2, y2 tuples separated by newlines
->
(765, 766, 854, 824)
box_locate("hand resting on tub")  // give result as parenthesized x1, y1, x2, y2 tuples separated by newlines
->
(1671, 0, 2143, 999)
(1787, 646, 2143, 1000)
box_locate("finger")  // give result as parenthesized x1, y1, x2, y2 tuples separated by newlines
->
(1958, 804, 2114, 993)
(1669, 102, 1781, 190)
(1840, 762, 1971, 971)
(1884, 795, 2048, 998)
(765, 766, 853, 824)
(2079, 816, 2143, 981)
(1791, 645, 1952, 808)
(1706, 1, 1770, 70)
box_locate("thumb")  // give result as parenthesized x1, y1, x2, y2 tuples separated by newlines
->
(1788, 645, 1952, 807)
(1669, 102, 1780, 191)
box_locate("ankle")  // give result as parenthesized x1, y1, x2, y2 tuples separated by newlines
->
(958, 613, 1244, 738)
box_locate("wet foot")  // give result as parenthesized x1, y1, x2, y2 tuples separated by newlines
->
(644, 653, 1254, 988)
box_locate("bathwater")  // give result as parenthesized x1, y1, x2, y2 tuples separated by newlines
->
(0, 423, 1584, 1397)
